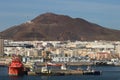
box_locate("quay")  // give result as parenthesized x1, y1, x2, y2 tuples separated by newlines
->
(27, 69, 101, 76)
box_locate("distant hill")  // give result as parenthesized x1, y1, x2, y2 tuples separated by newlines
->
(1, 13, 120, 41)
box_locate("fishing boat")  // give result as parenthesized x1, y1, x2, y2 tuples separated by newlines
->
(8, 56, 25, 76)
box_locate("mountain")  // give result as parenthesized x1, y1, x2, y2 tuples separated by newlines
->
(1, 13, 120, 41)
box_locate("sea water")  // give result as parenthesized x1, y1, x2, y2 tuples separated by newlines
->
(1, 66, 120, 80)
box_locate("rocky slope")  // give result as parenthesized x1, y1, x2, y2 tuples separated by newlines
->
(1, 13, 120, 41)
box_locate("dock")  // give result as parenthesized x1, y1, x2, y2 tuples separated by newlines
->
(27, 69, 101, 76)
(25, 62, 101, 76)
(28, 70, 83, 76)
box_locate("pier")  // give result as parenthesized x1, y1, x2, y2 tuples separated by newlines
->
(28, 70, 83, 76)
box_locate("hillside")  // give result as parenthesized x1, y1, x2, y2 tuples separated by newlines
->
(1, 13, 120, 41)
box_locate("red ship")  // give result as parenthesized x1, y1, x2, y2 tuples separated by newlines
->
(8, 57, 25, 76)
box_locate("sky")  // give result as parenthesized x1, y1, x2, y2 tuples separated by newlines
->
(0, 0, 120, 31)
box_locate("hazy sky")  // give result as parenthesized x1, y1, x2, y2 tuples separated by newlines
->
(0, 0, 120, 31)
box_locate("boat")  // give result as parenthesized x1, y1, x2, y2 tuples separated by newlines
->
(35, 64, 66, 76)
(8, 56, 25, 76)
(61, 64, 67, 70)
(83, 70, 101, 75)
(83, 66, 102, 75)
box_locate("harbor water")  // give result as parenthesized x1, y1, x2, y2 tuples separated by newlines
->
(1, 66, 120, 80)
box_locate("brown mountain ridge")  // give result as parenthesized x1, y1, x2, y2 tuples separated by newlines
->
(0, 13, 120, 41)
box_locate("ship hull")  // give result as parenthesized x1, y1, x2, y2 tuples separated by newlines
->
(8, 57, 25, 76)
(8, 67, 24, 76)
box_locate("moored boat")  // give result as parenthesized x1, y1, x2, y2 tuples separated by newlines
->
(83, 66, 102, 75)
(83, 70, 101, 75)
(8, 57, 25, 76)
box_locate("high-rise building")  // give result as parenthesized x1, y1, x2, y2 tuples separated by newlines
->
(0, 38, 4, 56)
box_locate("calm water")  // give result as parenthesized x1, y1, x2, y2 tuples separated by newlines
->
(1, 66, 120, 80)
